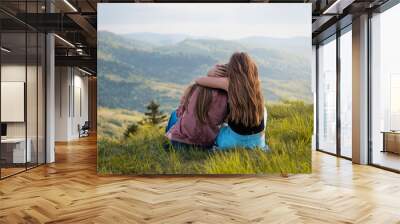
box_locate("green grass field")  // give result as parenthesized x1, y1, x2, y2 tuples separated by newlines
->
(97, 107, 144, 138)
(97, 101, 313, 175)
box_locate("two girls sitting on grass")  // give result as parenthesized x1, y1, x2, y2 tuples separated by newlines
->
(165, 52, 267, 150)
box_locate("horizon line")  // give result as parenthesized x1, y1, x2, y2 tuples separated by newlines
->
(98, 30, 310, 40)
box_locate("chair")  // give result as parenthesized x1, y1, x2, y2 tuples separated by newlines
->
(79, 121, 90, 138)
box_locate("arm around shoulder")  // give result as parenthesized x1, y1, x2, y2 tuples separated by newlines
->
(195, 77, 229, 91)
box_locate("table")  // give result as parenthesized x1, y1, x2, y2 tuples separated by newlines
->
(1, 138, 31, 164)
(381, 131, 400, 154)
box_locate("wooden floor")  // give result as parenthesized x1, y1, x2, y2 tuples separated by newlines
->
(1, 167, 26, 178)
(372, 150, 400, 171)
(1, 136, 400, 223)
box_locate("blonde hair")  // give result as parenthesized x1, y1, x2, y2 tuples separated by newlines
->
(227, 52, 264, 127)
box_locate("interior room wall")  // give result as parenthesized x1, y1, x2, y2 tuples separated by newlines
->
(55, 66, 70, 141)
(26, 62, 38, 165)
(71, 72, 89, 138)
(55, 66, 89, 141)
(1, 64, 27, 138)
(1, 63, 43, 164)
(75, 70, 89, 137)
(38, 63, 45, 164)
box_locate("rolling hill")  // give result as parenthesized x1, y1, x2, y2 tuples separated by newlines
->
(98, 31, 312, 113)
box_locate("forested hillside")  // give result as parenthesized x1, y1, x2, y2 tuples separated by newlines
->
(98, 31, 312, 112)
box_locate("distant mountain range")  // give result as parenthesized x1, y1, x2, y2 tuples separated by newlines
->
(122, 32, 192, 46)
(121, 32, 310, 57)
(98, 31, 312, 112)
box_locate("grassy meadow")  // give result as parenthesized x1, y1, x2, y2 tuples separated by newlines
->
(97, 100, 313, 175)
(98, 107, 144, 138)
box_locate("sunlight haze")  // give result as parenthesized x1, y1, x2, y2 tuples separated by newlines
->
(98, 3, 311, 39)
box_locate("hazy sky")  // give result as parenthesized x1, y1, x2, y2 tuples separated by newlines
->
(98, 3, 311, 39)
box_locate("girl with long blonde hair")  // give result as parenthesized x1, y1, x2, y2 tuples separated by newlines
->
(195, 52, 267, 150)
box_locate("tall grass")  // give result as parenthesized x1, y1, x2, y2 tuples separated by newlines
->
(97, 100, 313, 175)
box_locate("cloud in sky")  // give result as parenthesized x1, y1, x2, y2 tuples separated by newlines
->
(98, 3, 311, 39)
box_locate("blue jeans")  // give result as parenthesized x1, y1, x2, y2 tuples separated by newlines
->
(216, 124, 267, 150)
(165, 110, 178, 133)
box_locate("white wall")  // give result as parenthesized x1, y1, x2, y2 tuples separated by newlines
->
(55, 67, 89, 141)
(72, 73, 89, 138)
(1, 63, 46, 164)
(1, 65, 26, 138)
(55, 67, 70, 141)
(0, 65, 40, 138)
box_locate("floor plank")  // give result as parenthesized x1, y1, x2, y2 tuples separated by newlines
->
(0, 136, 399, 223)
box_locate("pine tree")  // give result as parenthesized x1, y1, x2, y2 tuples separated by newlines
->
(141, 100, 167, 126)
(123, 122, 139, 139)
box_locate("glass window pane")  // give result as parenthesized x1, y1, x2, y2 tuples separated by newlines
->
(371, 4, 400, 171)
(26, 0, 39, 169)
(38, 33, 45, 165)
(1, 31, 27, 177)
(0, 1, 46, 179)
(318, 37, 337, 154)
(27, 31, 38, 169)
(340, 29, 352, 158)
